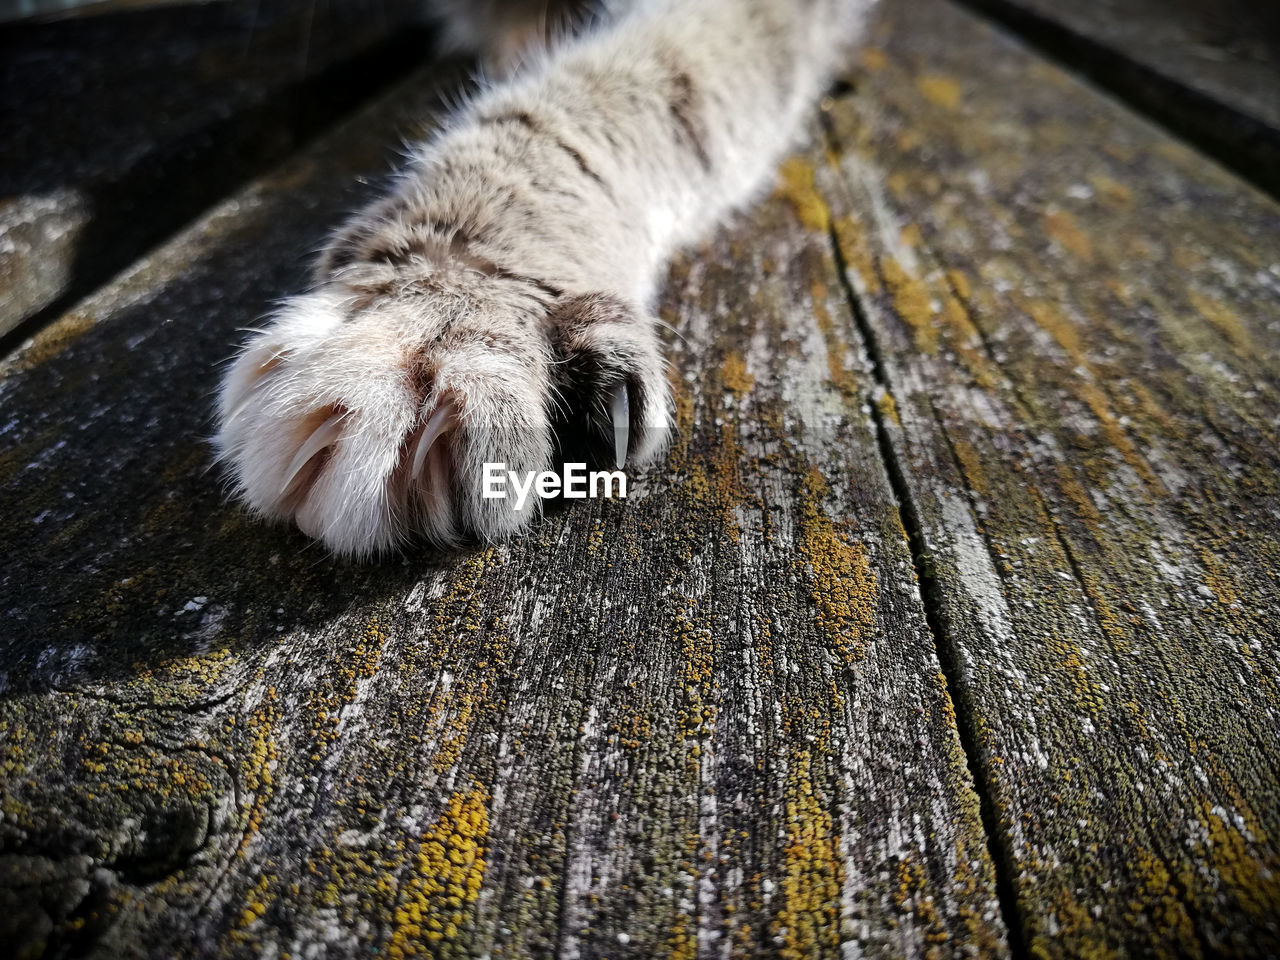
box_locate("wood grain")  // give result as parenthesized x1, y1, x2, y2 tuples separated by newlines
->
(953, 0, 1280, 198)
(0, 52, 1002, 960)
(822, 0, 1280, 955)
(964, 0, 1280, 131)
(5, 0, 1279, 954)
(0, 0, 428, 337)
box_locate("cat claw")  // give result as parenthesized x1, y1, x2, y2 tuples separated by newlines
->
(410, 403, 456, 483)
(280, 410, 346, 495)
(608, 383, 629, 469)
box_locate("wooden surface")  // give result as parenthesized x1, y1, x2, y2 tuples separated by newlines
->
(967, 0, 1280, 130)
(0, 43, 1003, 960)
(954, 0, 1280, 199)
(0, 0, 428, 338)
(1, 0, 1278, 956)
(824, 0, 1280, 955)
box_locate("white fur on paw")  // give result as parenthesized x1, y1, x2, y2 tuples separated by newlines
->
(213, 263, 675, 559)
(214, 282, 558, 558)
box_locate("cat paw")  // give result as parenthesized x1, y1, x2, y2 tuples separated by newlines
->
(213, 268, 669, 558)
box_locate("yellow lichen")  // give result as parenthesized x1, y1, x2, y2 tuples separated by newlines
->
(876, 389, 901, 427)
(810, 280, 857, 395)
(1187, 290, 1253, 353)
(947, 268, 971, 300)
(774, 750, 843, 960)
(832, 214, 881, 293)
(775, 156, 832, 233)
(1198, 798, 1280, 926)
(1196, 548, 1241, 608)
(1125, 848, 1198, 955)
(950, 439, 989, 499)
(881, 258, 939, 354)
(1088, 174, 1134, 207)
(917, 74, 962, 109)
(13, 311, 96, 370)
(941, 294, 997, 389)
(1028, 301, 1086, 366)
(238, 689, 281, 857)
(1072, 380, 1159, 488)
(1044, 210, 1094, 262)
(721, 349, 755, 396)
(893, 854, 948, 944)
(234, 874, 274, 936)
(860, 47, 888, 72)
(387, 786, 490, 958)
(797, 469, 877, 667)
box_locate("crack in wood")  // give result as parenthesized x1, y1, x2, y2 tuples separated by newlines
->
(819, 147, 1031, 958)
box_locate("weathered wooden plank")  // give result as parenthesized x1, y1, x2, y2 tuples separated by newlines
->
(965, 0, 1280, 131)
(0, 0, 427, 338)
(821, 0, 1280, 955)
(0, 60, 1005, 960)
(954, 0, 1280, 199)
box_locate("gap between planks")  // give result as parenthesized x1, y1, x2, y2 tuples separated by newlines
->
(816, 104, 1033, 960)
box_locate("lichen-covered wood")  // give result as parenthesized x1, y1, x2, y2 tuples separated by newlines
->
(953, 0, 1280, 198)
(0, 56, 1003, 960)
(0, 0, 428, 337)
(819, 0, 1280, 955)
(4, 0, 1279, 955)
(964, 0, 1280, 133)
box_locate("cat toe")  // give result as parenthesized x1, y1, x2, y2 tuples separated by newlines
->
(215, 303, 557, 556)
(549, 292, 673, 468)
(214, 283, 672, 557)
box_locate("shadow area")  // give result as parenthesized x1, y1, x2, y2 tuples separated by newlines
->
(0, 86, 483, 695)
(955, 0, 1280, 201)
(0, 0, 433, 352)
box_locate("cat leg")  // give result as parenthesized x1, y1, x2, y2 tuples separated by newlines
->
(428, 0, 598, 74)
(214, 0, 875, 557)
